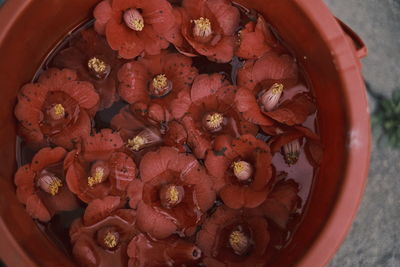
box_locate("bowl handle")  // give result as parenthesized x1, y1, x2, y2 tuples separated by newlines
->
(336, 18, 367, 59)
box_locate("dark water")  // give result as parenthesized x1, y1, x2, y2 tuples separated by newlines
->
(16, 4, 320, 264)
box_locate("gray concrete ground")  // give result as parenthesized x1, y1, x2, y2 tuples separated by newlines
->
(323, 0, 400, 266)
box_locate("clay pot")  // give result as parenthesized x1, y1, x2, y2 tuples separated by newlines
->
(0, 0, 369, 266)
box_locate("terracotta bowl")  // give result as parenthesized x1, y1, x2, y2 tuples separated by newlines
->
(0, 0, 370, 266)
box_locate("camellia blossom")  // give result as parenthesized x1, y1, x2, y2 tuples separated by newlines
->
(127, 147, 215, 239)
(205, 134, 273, 209)
(14, 68, 99, 149)
(65, 129, 137, 203)
(171, 73, 258, 159)
(52, 29, 121, 109)
(173, 0, 240, 63)
(111, 106, 188, 158)
(117, 51, 198, 123)
(70, 196, 137, 267)
(196, 205, 270, 266)
(14, 147, 79, 222)
(127, 234, 202, 266)
(235, 15, 278, 59)
(93, 0, 176, 59)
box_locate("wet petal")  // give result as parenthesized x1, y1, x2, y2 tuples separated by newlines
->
(127, 179, 144, 209)
(109, 152, 137, 191)
(83, 196, 121, 226)
(118, 61, 150, 104)
(82, 129, 124, 162)
(139, 147, 178, 182)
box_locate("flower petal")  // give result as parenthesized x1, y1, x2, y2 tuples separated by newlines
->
(191, 73, 229, 102)
(14, 165, 35, 204)
(127, 179, 144, 209)
(170, 90, 191, 120)
(220, 185, 245, 209)
(31, 147, 67, 172)
(204, 151, 229, 191)
(93, 0, 112, 34)
(83, 196, 121, 226)
(139, 147, 178, 182)
(118, 61, 150, 104)
(26, 194, 51, 222)
(206, 0, 240, 36)
(109, 152, 137, 191)
(82, 129, 124, 162)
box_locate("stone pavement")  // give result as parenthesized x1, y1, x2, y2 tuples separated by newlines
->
(324, 0, 400, 266)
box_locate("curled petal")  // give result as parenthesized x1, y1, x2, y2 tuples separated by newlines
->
(26, 194, 51, 222)
(206, 0, 240, 36)
(93, 0, 112, 34)
(83, 196, 121, 226)
(31, 147, 67, 172)
(118, 61, 150, 104)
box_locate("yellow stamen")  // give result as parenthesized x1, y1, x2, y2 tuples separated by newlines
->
(104, 232, 117, 248)
(232, 161, 245, 175)
(53, 104, 65, 116)
(87, 168, 104, 187)
(271, 83, 284, 95)
(207, 113, 224, 129)
(192, 17, 211, 32)
(131, 19, 144, 31)
(230, 231, 245, 245)
(168, 186, 179, 203)
(48, 179, 63, 196)
(88, 57, 107, 73)
(152, 74, 168, 90)
(127, 135, 147, 151)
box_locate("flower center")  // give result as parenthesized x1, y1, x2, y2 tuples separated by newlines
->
(160, 184, 185, 208)
(103, 231, 119, 249)
(283, 139, 300, 165)
(127, 135, 147, 151)
(87, 57, 111, 79)
(259, 83, 284, 111)
(48, 103, 65, 120)
(192, 17, 212, 38)
(229, 230, 250, 256)
(37, 171, 63, 196)
(124, 9, 144, 31)
(87, 161, 110, 187)
(232, 161, 253, 181)
(204, 112, 224, 132)
(149, 74, 172, 97)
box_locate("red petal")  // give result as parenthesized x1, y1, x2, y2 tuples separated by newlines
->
(40, 185, 79, 213)
(14, 164, 35, 204)
(118, 62, 150, 104)
(31, 147, 67, 172)
(243, 188, 268, 208)
(170, 90, 191, 120)
(51, 110, 91, 150)
(82, 129, 124, 162)
(220, 185, 245, 209)
(237, 59, 257, 90)
(247, 216, 270, 256)
(204, 151, 229, 191)
(193, 172, 216, 212)
(164, 121, 188, 151)
(109, 152, 137, 191)
(110, 106, 146, 140)
(105, 19, 144, 59)
(235, 87, 274, 126)
(163, 53, 198, 95)
(93, 0, 112, 34)
(139, 147, 178, 182)
(83, 196, 121, 226)
(136, 201, 177, 239)
(206, 0, 240, 36)
(72, 238, 99, 266)
(305, 139, 324, 167)
(58, 80, 99, 114)
(26, 194, 51, 222)
(148, 103, 166, 123)
(141, 25, 170, 55)
(182, 116, 211, 159)
(127, 179, 143, 209)
(190, 73, 229, 102)
(206, 36, 235, 63)
(266, 93, 316, 126)
(38, 68, 78, 90)
(141, 0, 175, 34)
(17, 125, 45, 149)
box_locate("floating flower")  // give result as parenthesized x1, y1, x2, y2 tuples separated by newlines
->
(205, 134, 273, 209)
(52, 29, 122, 109)
(65, 129, 136, 203)
(14, 147, 79, 222)
(111, 106, 188, 159)
(235, 15, 278, 59)
(259, 179, 301, 229)
(117, 51, 198, 123)
(128, 147, 215, 239)
(127, 234, 202, 266)
(174, 0, 240, 63)
(93, 0, 176, 59)
(70, 196, 137, 266)
(196, 205, 270, 266)
(171, 73, 258, 159)
(15, 68, 99, 149)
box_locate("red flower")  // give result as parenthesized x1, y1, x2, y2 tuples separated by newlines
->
(64, 129, 137, 203)
(14, 147, 79, 222)
(128, 147, 215, 239)
(118, 51, 198, 122)
(235, 15, 278, 59)
(171, 73, 258, 159)
(127, 234, 202, 266)
(205, 134, 273, 209)
(52, 29, 122, 109)
(93, 0, 176, 59)
(196, 205, 270, 266)
(259, 179, 301, 229)
(70, 196, 137, 267)
(111, 106, 188, 159)
(174, 0, 240, 63)
(269, 125, 320, 166)
(14, 68, 99, 149)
